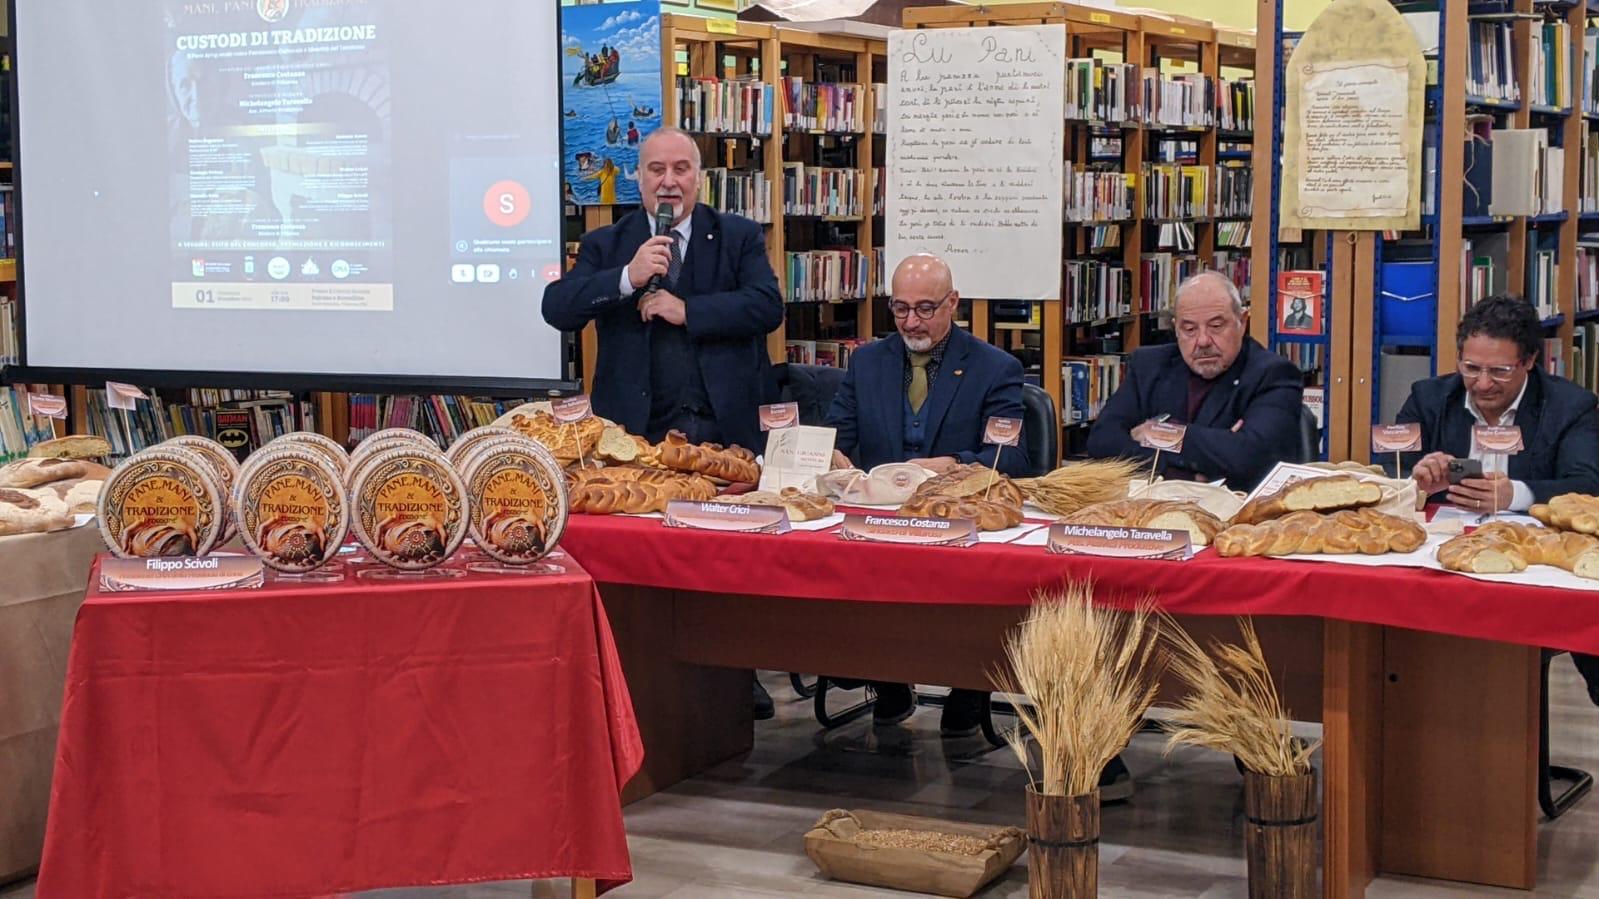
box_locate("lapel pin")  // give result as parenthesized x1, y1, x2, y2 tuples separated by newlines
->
(954, 369, 964, 376)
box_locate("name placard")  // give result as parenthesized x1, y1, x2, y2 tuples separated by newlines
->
(984, 416, 1023, 447)
(1139, 421, 1188, 452)
(99, 555, 266, 592)
(760, 402, 800, 431)
(1472, 425, 1524, 454)
(1371, 423, 1422, 453)
(551, 395, 594, 423)
(664, 501, 792, 534)
(838, 513, 978, 547)
(1046, 524, 1193, 560)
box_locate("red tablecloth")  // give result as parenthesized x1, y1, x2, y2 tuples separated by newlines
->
(36, 553, 643, 899)
(560, 512, 1599, 656)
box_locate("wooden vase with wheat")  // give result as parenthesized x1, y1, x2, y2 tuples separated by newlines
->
(992, 582, 1159, 899)
(1163, 618, 1321, 899)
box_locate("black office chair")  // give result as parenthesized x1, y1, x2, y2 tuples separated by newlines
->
(1020, 383, 1059, 476)
(1296, 405, 1320, 464)
(1541, 650, 1593, 819)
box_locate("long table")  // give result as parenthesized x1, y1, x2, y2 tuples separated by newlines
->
(561, 511, 1594, 897)
(35, 554, 643, 899)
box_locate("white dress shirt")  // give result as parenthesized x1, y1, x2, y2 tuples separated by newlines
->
(1464, 377, 1534, 511)
(619, 217, 692, 295)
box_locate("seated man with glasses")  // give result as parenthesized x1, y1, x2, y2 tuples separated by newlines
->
(1401, 293, 1599, 512)
(820, 252, 1028, 741)
(825, 253, 1029, 477)
(1087, 270, 1303, 489)
(1399, 294, 1599, 708)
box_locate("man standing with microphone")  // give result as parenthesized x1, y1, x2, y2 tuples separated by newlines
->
(543, 127, 782, 451)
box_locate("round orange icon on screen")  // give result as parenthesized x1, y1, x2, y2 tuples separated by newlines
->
(483, 180, 531, 228)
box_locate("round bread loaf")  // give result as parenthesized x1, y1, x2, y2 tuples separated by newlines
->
(234, 446, 349, 573)
(98, 447, 223, 558)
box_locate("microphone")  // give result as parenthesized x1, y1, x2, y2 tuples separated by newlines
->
(645, 202, 675, 293)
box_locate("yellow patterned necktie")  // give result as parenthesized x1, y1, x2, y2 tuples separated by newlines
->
(908, 352, 932, 413)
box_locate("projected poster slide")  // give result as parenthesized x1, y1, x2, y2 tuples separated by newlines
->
(166, 0, 394, 313)
(559, 1, 662, 207)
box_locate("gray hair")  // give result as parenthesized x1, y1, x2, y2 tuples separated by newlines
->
(639, 126, 702, 169)
(1175, 270, 1246, 317)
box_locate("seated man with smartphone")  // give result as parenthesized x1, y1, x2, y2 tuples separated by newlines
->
(1398, 296, 1599, 706)
(1398, 295, 1599, 512)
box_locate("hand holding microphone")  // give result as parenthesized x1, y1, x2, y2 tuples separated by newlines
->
(626, 203, 677, 293)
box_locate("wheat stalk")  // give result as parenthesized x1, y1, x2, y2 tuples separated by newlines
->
(1014, 459, 1143, 516)
(990, 581, 1161, 797)
(1160, 616, 1319, 777)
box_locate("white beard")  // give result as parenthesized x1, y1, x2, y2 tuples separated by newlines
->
(903, 334, 935, 352)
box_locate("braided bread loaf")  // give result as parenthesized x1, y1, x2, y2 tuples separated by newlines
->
(1232, 475, 1383, 526)
(570, 481, 670, 515)
(1437, 521, 1599, 579)
(1214, 508, 1426, 557)
(658, 431, 761, 484)
(898, 495, 1024, 531)
(1063, 499, 1225, 546)
(567, 466, 716, 500)
(1529, 493, 1599, 536)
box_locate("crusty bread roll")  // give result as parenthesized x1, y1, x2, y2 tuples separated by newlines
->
(1437, 521, 1599, 579)
(0, 458, 112, 489)
(567, 466, 716, 500)
(570, 480, 670, 515)
(1063, 499, 1225, 546)
(910, 464, 1025, 508)
(1529, 493, 1599, 536)
(594, 426, 639, 464)
(898, 495, 1024, 531)
(1233, 475, 1383, 525)
(713, 487, 836, 522)
(27, 435, 112, 461)
(0, 487, 75, 536)
(657, 431, 761, 484)
(1214, 508, 1426, 557)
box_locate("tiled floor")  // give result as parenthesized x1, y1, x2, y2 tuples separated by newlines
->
(7, 667, 1599, 898)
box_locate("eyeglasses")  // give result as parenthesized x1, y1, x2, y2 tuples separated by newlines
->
(1458, 361, 1522, 383)
(888, 292, 953, 320)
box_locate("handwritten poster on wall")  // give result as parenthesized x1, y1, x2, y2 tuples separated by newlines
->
(886, 25, 1065, 300)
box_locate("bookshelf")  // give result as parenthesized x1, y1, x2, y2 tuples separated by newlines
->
(902, 3, 1258, 460)
(774, 27, 885, 370)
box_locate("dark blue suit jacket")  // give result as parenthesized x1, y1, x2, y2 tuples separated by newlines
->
(1395, 368, 1599, 502)
(824, 327, 1030, 477)
(541, 205, 782, 451)
(1085, 338, 1302, 489)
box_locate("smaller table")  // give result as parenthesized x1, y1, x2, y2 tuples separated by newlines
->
(36, 551, 642, 898)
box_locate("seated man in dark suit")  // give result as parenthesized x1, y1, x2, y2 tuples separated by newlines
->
(826, 254, 1029, 477)
(820, 253, 1027, 741)
(1086, 271, 1303, 490)
(1397, 295, 1599, 706)
(543, 127, 783, 718)
(542, 127, 783, 453)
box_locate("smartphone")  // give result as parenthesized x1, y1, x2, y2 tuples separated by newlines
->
(1447, 458, 1483, 485)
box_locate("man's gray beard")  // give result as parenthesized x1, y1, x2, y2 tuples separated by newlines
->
(904, 334, 934, 352)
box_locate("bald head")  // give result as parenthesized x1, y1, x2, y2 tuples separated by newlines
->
(890, 253, 959, 350)
(1173, 270, 1248, 379)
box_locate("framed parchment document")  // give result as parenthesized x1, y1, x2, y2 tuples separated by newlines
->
(1281, 0, 1426, 231)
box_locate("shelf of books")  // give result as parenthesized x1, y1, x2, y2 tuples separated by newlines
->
(1364, 0, 1589, 441)
(773, 28, 885, 370)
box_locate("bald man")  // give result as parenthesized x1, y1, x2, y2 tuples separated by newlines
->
(825, 253, 1029, 478)
(821, 253, 1027, 738)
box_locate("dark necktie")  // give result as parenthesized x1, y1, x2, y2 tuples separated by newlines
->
(667, 233, 683, 288)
